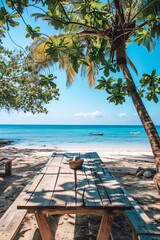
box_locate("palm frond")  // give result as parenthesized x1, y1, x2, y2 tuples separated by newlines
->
(66, 63, 77, 86)
(130, 0, 160, 21)
(86, 61, 96, 87)
(142, 0, 160, 16)
(126, 55, 138, 75)
(28, 34, 76, 63)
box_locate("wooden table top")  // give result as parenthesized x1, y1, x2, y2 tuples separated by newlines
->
(17, 152, 133, 212)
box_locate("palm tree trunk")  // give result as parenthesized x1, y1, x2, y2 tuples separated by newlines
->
(114, 0, 160, 174)
(120, 63, 160, 172)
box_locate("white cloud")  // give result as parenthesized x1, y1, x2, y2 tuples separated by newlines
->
(74, 111, 105, 118)
(119, 113, 127, 117)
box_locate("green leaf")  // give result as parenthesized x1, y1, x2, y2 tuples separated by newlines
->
(0, 20, 5, 26)
(95, 84, 105, 90)
(151, 69, 156, 76)
(104, 68, 109, 77)
(153, 94, 158, 103)
(90, 2, 104, 8)
(9, 20, 19, 27)
(118, 78, 122, 84)
(10, 13, 20, 18)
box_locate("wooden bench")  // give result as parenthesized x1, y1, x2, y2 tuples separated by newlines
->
(0, 173, 39, 240)
(124, 193, 160, 240)
(0, 156, 16, 176)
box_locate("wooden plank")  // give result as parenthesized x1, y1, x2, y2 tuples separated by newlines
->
(48, 154, 64, 167)
(125, 209, 160, 236)
(94, 166, 132, 208)
(77, 170, 96, 207)
(75, 168, 88, 207)
(117, 180, 160, 237)
(18, 154, 74, 209)
(17, 157, 58, 208)
(82, 154, 102, 207)
(86, 152, 132, 210)
(26, 166, 60, 207)
(84, 153, 111, 207)
(54, 153, 93, 208)
(86, 153, 130, 207)
(51, 154, 75, 207)
(42, 208, 106, 215)
(42, 165, 60, 206)
(42, 167, 61, 207)
(91, 169, 112, 207)
(18, 173, 46, 208)
(50, 166, 75, 207)
(136, 235, 160, 240)
(0, 178, 36, 240)
(62, 171, 76, 207)
(87, 152, 103, 166)
(51, 159, 76, 207)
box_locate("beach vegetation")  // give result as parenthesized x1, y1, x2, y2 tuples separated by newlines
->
(1, 0, 160, 191)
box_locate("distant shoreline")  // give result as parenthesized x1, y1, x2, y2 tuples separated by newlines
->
(0, 123, 160, 126)
(7, 144, 152, 153)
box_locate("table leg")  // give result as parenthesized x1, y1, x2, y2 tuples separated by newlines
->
(35, 211, 55, 240)
(132, 229, 138, 240)
(5, 161, 12, 176)
(97, 214, 114, 240)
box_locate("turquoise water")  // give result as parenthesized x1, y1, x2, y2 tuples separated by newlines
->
(0, 124, 159, 151)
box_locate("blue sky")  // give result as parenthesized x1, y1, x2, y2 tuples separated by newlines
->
(1, 5, 160, 125)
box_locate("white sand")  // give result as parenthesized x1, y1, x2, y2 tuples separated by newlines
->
(0, 147, 159, 239)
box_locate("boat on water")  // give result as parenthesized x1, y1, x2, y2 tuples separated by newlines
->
(130, 132, 140, 135)
(90, 132, 104, 136)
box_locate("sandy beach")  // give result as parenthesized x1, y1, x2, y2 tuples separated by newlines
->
(0, 147, 160, 239)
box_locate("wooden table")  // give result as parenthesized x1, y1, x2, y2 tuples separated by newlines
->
(17, 152, 133, 240)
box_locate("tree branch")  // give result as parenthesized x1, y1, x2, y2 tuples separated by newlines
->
(114, 0, 125, 26)
(32, 5, 100, 31)
(77, 29, 111, 39)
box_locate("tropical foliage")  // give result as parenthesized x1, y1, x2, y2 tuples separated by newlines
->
(0, 28, 59, 113)
(2, 0, 160, 102)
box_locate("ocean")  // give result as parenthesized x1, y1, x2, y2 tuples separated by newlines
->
(0, 124, 159, 151)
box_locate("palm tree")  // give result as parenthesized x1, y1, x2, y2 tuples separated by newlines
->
(28, 0, 160, 190)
